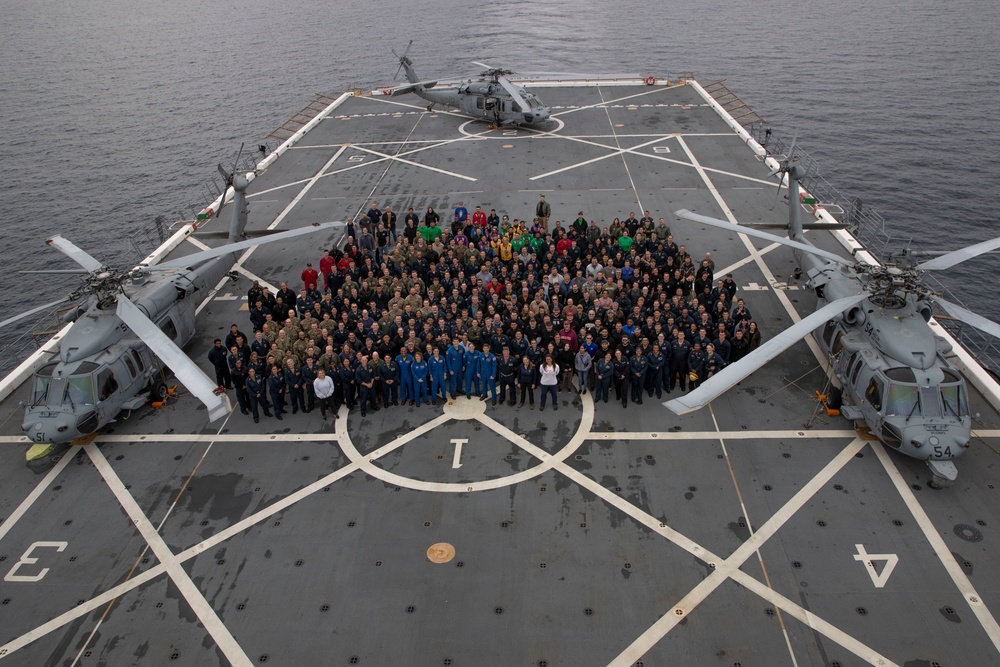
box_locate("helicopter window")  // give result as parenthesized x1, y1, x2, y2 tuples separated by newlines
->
(823, 321, 837, 346)
(124, 355, 136, 378)
(865, 377, 884, 410)
(846, 353, 861, 385)
(159, 318, 178, 341)
(919, 385, 942, 418)
(885, 367, 917, 382)
(131, 350, 145, 372)
(941, 384, 968, 417)
(65, 375, 95, 406)
(885, 383, 919, 417)
(527, 96, 542, 110)
(97, 369, 118, 401)
(32, 362, 57, 404)
(512, 101, 522, 112)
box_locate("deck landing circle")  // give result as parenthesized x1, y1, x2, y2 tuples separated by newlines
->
(458, 116, 564, 139)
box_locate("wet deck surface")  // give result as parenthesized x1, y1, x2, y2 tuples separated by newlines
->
(1, 82, 1000, 666)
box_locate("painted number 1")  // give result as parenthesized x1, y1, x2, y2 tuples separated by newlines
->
(4, 541, 68, 582)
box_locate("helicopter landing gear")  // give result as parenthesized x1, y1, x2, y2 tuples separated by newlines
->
(150, 378, 168, 402)
(927, 459, 957, 489)
(426, 103, 434, 112)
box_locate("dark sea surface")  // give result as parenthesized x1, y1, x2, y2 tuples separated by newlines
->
(1, 0, 998, 357)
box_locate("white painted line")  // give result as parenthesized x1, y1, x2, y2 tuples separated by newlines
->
(551, 86, 669, 118)
(84, 445, 253, 667)
(530, 133, 675, 181)
(0, 449, 76, 544)
(871, 441, 1000, 655)
(584, 429, 855, 440)
(351, 145, 477, 182)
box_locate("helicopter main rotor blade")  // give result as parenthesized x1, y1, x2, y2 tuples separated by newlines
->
(45, 236, 104, 272)
(148, 221, 343, 271)
(675, 209, 854, 266)
(917, 235, 1000, 271)
(935, 297, 1000, 340)
(496, 75, 531, 112)
(115, 298, 231, 421)
(664, 294, 867, 415)
(0, 296, 72, 331)
(471, 61, 493, 70)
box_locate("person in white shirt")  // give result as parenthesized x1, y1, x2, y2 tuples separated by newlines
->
(538, 354, 560, 412)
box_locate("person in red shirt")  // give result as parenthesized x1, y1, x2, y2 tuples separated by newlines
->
(301, 262, 319, 291)
(471, 205, 487, 228)
(319, 250, 335, 292)
(555, 236, 572, 256)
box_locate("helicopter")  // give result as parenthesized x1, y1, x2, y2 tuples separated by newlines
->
(386, 41, 555, 127)
(6, 152, 339, 447)
(664, 139, 1000, 486)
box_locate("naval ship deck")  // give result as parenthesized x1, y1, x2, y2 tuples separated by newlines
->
(2, 80, 1000, 667)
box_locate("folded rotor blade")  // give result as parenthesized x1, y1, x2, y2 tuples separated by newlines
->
(0, 296, 71, 331)
(45, 236, 104, 272)
(675, 209, 854, 266)
(496, 75, 531, 112)
(471, 61, 493, 70)
(935, 297, 1000, 340)
(148, 221, 343, 271)
(918, 235, 1000, 271)
(664, 294, 867, 415)
(115, 298, 231, 421)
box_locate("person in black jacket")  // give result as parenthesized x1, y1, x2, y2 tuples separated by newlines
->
(612, 349, 630, 408)
(517, 356, 536, 409)
(267, 365, 286, 420)
(230, 359, 250, 415)
(668, 332, 691, 392)
(207, 339, 232, 389)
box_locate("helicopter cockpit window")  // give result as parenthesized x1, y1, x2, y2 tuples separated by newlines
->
(511, 101, 522, 113)
(527, 96, 542, 109)
(159, 318, 178, 341)
(65, 375, 95, 406)
(885, 383, 919, 417)
(940, 370, 968, 417)
(31, 363, 57, 405)
(97, 369, 118, 401)
(865, 377, 884, 411)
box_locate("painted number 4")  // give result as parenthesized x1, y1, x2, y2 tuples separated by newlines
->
(4, 541, 68, 582)
(853, 543, 898, 588)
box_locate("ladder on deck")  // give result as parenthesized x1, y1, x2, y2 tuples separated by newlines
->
(702, 80, 765, 127)
(268, 93, 341, 141)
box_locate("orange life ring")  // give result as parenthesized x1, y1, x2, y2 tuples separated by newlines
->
(644, 76, 656, 86)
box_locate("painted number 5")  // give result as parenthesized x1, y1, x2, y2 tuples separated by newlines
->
(4, 541, 68, 583)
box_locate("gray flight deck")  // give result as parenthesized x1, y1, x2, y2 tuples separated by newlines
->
(1, 79, 1000, 667)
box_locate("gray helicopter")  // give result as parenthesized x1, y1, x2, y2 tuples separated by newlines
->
(6, 153, 339, 448)
(665, 140, 1000, 485)
(386, 42, 558, 127)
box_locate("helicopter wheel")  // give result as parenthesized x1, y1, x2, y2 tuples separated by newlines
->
(150, 379, 168, 401)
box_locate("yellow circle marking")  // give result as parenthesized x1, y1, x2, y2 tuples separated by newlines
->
(427, 542, 456, 564)
(502, 144, 514, 148)
(615, 123, 625, 127)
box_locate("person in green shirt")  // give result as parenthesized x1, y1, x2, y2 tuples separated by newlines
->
(618, 234, 633, 253)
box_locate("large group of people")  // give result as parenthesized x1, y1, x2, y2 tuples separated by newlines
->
(208, 195, 762, 423)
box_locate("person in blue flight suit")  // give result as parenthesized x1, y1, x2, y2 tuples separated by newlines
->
(339, 357, 357, 410)
(629, 346, 648, 404)
(646, 343, 666, 399)
(612, 349, 630, 408)
(208, 339, 232, 389)
(428, 348, 448, 405)
(464, 344, 483, 399)
(446, 338, 465, 398)
(379, 354, 400, 406)
(268, 365, 287, 420)
(687, 341, 707, 391)
(396, 347, 414, 405)
(479, 344, 499, 405)
(283, 358, 304, 414)
(245, 367, 270, 423)
(411, 351, 429, 407)
(300, 358, 317, 413)
(594, 352, 613, 404)
(356, 354, 378, 417)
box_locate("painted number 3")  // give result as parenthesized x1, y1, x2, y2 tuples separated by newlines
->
(3, 541, 68, 582)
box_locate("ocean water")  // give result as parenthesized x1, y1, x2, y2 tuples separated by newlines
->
(1, 0, 998, 355)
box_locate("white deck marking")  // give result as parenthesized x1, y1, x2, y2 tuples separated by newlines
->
(0, 449, 76, 544)
(871, 441, 1000, 655)
(450, 438, 466, 469)
(351, 145, 477, 182)
(597, 86, 644, 211)
(551, 85, 670, 118)
(710, 406, 800, 667)
(607, 438, 886, 666)
(853, 544, 899, 588)
(529, 134, 682, 181)
(84, 445, 253, 667)
(713, 242, 779, 277)
(585, 428, 855, 440)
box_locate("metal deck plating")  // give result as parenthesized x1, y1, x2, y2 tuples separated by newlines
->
(1, 79, 1000, 667)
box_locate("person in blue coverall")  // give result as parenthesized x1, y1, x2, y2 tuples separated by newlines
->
(446, 339, 465, 398)
(396, 347, 414, 405)
(478, 344, 499, 404)
(429, 348, 447, 404)
(464, 344, 483, 399)
(411, 351, 429, 406)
